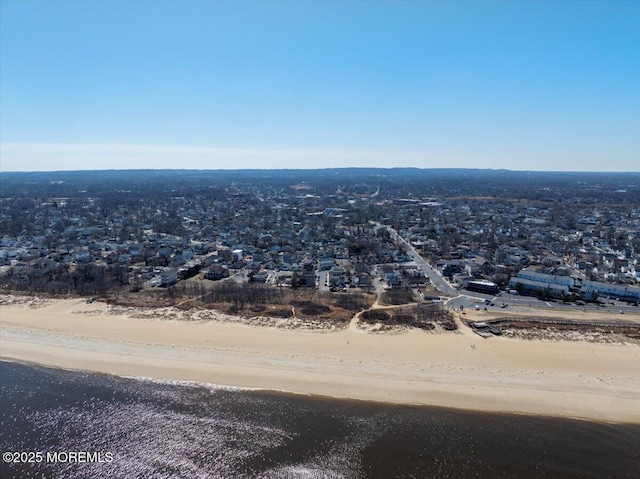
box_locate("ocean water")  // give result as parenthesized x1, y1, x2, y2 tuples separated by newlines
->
(0, 360, 638, 479)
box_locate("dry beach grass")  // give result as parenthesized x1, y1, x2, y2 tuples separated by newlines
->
(1, 295, 639, 424)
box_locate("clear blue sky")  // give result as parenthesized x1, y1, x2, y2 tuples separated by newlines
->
(1, 0, 639, 172)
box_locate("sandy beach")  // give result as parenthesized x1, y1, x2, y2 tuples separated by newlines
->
(1, 296, 639, 424)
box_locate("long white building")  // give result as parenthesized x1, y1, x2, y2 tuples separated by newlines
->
(517, 269, 575, 288)
(580, 280, 640, 302)
(508, 277, 569, 298)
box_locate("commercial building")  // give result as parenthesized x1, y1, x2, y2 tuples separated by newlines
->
(508, 277, 569, 298)
(580, 280, 640, 302)
(466, 280, 499, 295)
(517, 269, 575, 288)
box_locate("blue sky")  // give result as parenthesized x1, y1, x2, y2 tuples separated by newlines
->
(1, 0, 638, 172)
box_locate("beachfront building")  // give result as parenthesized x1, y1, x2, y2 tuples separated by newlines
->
(465, 280, 499, 295)
(579, 280, 640, 302)
(328, 266, 347, 287)
(159, 269, 178, 287)
(204, 264, 230, 281)
(516, 269, 575, 288)
(508, 277, 569, 299)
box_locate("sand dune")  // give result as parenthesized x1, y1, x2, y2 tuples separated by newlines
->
(1, 296, 639, 424)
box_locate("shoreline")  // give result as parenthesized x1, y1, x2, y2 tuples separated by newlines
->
(1, 297, 639, 424)
(3, 356, 638, 428)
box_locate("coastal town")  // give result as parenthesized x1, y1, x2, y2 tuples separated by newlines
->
(1, 169, 639, 426)
(1, 170, 639, 318)
(2, 1, 639, 476)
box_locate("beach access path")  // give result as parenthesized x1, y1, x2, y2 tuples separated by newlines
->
(1, 297, 639, 424)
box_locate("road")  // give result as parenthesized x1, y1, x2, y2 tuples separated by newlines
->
(447, 288, 640, 317)
(316, 270, 330, 292)
(374, 222, 456, 295)
(373, 222, 640, 317)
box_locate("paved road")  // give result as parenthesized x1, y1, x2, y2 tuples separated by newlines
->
(450, 288, 640, 316)
(374, 222, 456, 295)
(316, 270, 330, 292)
(374, 222, 640, 317)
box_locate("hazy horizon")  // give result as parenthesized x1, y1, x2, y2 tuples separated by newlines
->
(3, 163, 640, 175)
(1, 143, 639, 174)
(1, 1, 639, 172)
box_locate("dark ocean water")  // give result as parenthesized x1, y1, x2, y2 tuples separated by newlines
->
(0, 360, 638, 479)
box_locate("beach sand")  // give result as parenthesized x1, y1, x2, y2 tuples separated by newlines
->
(1, 296, 639, 424)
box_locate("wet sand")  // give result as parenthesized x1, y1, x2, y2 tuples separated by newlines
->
(1, 296, 639, 423)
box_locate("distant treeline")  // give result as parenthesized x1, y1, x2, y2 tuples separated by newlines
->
(2, 169, 639, 203)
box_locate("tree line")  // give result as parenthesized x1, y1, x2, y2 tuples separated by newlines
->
(0, 264, 129, 296)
